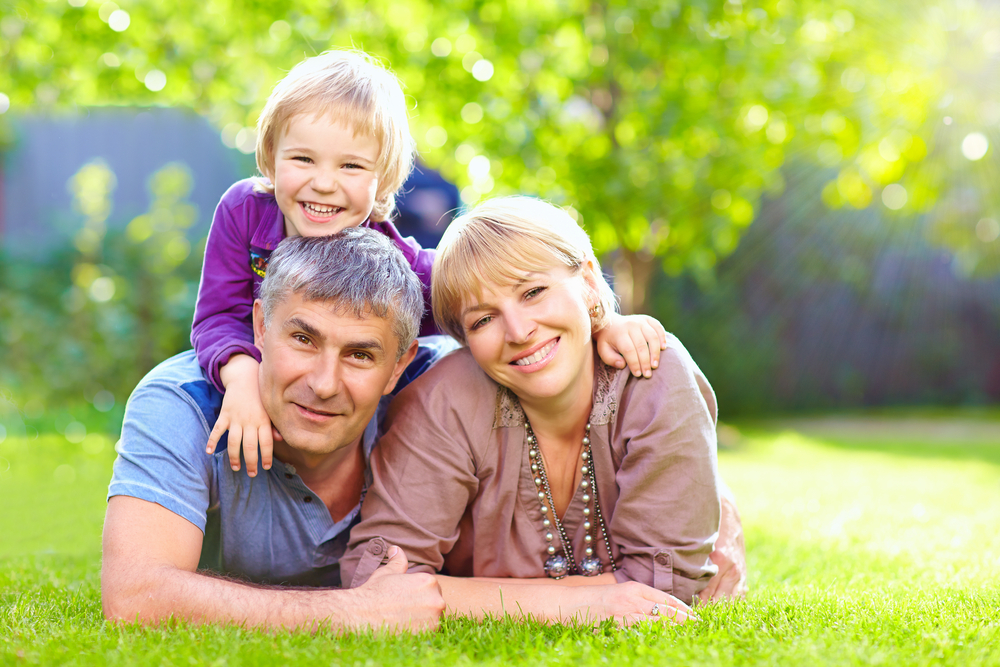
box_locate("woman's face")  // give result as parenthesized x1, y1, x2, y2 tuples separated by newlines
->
(460, 263, 597, 405)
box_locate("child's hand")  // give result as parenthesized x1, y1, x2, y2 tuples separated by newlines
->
(594, 313, 668, 378)
(207, 354, 274, 477)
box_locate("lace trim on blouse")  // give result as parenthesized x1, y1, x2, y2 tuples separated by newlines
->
(493, 360, 621, 429)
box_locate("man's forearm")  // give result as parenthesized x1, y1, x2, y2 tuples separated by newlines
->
(101, 496, 442, 633)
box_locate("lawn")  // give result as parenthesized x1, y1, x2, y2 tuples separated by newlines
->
(2, 412, 999, 666)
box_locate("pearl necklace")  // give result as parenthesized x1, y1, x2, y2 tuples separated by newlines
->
(526, 419, 615, 578)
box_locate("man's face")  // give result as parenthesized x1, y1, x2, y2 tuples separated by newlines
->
(252, 292, 415, 459)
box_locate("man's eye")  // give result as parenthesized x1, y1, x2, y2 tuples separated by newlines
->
(293, 334, 311, 345)
(351, 351, 373, 361)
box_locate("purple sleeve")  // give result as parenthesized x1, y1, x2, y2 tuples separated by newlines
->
(191, 183, 263, 392)
(368, 220, 439, 336)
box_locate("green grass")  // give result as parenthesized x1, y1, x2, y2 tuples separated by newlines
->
(2, 414, 1000, 665)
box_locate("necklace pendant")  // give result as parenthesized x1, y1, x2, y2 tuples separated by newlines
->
(579, 555, 603, 576)
(544, 553, 570, 579)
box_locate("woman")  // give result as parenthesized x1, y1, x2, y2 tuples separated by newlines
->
(341, 196, 732, 625)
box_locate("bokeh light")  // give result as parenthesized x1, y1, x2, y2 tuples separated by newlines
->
(961, 133, 989, 161)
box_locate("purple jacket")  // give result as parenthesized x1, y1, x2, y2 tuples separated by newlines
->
(191, 179, 437, 392)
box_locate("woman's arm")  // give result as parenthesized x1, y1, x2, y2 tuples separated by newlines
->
(607, 338, 723, 604)
(433, 574, 695, 626)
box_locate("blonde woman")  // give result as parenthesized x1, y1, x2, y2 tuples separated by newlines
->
(342, 197, 745, 625)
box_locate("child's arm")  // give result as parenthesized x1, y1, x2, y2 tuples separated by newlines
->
(206, 354, 273, 476)
(192, 181, 275, 475)
(594, 313, 668, 378)
(191, 182, 263, 392)
(367, 220, 438, 336)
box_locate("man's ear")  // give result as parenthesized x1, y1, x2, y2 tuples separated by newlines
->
(252, 300, 266, 352)
(383, 339, 420, 396)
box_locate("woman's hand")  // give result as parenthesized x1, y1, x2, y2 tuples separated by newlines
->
(593, 313, 668, 378)
(566, 581, 697, 627)
(208, 354, 274, 477)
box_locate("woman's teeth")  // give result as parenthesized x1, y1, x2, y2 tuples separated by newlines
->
(513, 340, 557, 366)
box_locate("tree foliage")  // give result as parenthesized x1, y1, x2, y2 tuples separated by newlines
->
(2, 0, 999, 309)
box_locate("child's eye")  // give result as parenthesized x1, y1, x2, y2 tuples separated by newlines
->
(292, 156, 313, 164)
(344, 162, 364, 170)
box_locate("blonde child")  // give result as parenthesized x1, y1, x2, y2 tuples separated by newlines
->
(192, 49, 666, 477)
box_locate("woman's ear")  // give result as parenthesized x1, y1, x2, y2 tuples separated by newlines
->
(581, 259, 601, 308)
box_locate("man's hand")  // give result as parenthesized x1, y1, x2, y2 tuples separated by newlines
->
(698, 487, 748, 602)
(348, 546, 445, 634)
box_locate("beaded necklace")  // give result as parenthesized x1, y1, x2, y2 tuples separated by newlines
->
(525, 418, 615, 578)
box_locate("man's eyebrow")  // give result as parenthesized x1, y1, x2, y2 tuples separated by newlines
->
(345, 339, 385, 354)
(285, 317, 322, 339)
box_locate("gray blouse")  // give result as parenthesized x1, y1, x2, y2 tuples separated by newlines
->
(341, 335, 721, 604)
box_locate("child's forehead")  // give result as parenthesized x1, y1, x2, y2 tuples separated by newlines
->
(281, 104, 372, 139)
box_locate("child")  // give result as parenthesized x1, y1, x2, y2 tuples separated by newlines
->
(192, 49, 667, 477)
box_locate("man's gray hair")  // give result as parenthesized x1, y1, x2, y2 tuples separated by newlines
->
(259, 228, 424, 358)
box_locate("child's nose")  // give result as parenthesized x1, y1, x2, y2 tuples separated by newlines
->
(312, 169, 338, 193)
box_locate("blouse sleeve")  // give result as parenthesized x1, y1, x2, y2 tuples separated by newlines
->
(190, 183, 262, 392)
(609, 339, 721, 604)
(340, 352, 487, 588)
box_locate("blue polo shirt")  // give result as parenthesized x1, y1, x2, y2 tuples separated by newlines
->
(108, 338, 456, 588)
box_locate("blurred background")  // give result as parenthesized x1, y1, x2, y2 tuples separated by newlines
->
(1, 0, 999, 442)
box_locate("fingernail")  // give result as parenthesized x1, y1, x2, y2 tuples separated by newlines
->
(644, 371, 652, 378)
(387, 545, 399, 558)
(652, 362, 658, 369)
(232, 465, 240, 471)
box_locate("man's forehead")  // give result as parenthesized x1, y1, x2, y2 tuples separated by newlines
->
(278, 294, 395, 343)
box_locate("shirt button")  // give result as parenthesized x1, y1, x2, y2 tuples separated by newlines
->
(285, 473, 293, 480)
(655, 553, 670, 566)
(303, 496, 313, 503)
(372, 542, 384, 555)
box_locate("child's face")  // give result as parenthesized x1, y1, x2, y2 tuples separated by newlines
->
(270, 113, 381, 237)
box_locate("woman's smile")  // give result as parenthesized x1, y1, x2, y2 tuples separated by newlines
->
(510, 338, 559, 368)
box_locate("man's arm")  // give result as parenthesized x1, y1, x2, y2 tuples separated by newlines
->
(101, 496, 444, 633)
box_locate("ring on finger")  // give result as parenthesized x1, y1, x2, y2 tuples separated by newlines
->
(650, 603, 659, 616)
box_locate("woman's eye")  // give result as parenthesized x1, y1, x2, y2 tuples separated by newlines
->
(524, 286, 546, 299)
(469, 315, 492, 331)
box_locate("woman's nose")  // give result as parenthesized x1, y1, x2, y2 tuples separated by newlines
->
(504, 309, 537, 344)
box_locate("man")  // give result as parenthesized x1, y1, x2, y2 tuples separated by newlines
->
(102, 229, 447, 632)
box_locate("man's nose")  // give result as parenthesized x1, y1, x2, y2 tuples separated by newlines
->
(308, 354, 343, 400)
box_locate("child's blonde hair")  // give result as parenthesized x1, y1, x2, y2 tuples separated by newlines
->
(432, 196, 618, 344)
(255, 49, 415, 222)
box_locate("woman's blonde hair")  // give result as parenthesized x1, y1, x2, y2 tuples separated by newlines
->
(432, 196, 618, 344)
(255, 49, 415, 222)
